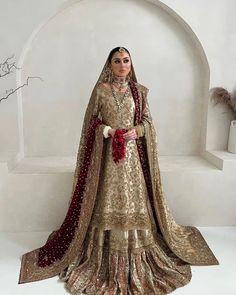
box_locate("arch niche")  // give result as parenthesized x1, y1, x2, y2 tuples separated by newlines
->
(18, 0, 209, 158)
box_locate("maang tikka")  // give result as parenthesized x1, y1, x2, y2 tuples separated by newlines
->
(119, 47, 126, 53)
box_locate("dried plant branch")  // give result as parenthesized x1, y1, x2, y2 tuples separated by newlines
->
(0, 55, 21, 78)
(210, 87, 236, 117)
(0, 76, 43, 103)
(0, 55, 43, 103)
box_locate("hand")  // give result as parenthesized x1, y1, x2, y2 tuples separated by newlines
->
(108, 128, 116, 138)
(123, 128, 137, 142)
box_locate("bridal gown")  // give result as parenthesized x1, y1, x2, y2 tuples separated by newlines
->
(58, 84, 192, 294)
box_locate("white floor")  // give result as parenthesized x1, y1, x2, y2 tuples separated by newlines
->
(0, 227, 235, 295)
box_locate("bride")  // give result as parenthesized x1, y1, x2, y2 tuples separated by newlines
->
(18, 47, 219, 294)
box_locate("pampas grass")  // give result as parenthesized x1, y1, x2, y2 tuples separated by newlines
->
(211, 87, 236, 117)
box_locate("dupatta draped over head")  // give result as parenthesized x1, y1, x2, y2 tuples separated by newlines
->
(18, 49, 219, 284)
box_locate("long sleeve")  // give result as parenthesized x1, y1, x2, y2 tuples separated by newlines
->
(133, 124, 145, 138)
(103, 125, 112, 138)
(133, 86, 152, 138)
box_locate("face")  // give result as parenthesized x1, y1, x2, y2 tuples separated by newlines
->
(109, 51, 131, 77)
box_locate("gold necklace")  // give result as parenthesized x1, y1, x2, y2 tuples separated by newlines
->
(112, 76, 128, 91)
(110, 83, 130, 111)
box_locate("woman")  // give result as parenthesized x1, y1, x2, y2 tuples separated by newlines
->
(18, 47, 219, 294)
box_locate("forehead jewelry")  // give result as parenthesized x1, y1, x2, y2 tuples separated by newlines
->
(119, 47, 126, 52)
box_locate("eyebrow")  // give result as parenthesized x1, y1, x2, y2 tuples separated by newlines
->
(112, 57, 130, 60)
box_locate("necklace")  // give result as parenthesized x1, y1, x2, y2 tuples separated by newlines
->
(110, 83, 130, 111)
(112, 75, 128, 91)
(112, 81, 128, 91)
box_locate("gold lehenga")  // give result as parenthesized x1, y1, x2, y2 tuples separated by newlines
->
(18, 52, 219, 294)
(59, 228, 192, 295)
(59, 86, 192, 294)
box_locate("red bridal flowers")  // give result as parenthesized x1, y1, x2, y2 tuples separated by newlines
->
(112, 129, 128, 163)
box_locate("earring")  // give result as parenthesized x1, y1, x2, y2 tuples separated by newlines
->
(110, 69, 114, 82)
(104, 66, 112, 82)
(127, 70, 132, 81)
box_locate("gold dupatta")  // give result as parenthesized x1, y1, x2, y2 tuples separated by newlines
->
(18, 51, 218, 285)
(132, 85, 219, 266)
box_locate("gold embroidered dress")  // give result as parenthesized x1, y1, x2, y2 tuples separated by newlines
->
(91, 85, 153, 231)
(18, 53, 219, 295)
(59, 84, 192, 294)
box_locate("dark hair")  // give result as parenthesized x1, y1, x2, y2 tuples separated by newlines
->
(108, 47, 130, 63)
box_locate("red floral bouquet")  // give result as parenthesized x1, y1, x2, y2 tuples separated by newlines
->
(112, 128, 128, 163)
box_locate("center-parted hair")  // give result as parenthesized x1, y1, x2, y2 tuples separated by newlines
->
(108, 47, 130, 63)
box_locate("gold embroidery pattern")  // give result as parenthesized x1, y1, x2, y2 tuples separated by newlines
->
(139, 85, 219, 266)
(91, 86, 153, 231)
(18, 82, 219, 287)
(18, 115, 106, 283)
(59, 226, 192, 295)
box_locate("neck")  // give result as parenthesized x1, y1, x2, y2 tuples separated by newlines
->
(113, 75, 127, 84)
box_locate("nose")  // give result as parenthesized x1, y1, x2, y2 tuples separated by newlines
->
(120, 61, 126, 67)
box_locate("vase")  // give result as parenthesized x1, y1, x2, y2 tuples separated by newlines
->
(228, 120, 236, 153)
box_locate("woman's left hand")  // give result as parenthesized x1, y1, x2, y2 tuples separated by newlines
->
(123, 128, 138, 141)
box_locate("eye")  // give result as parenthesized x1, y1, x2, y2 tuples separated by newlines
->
(114, 60, 120, 64)
(124, 59, 129, 63)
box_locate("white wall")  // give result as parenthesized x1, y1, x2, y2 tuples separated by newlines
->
(20, 0, 207, 157)
(163, 0, 236, 89)
(0, 0, 236, 230)
(162, 0, 236, 150)
(1, 0, 236, 156)
(0, 0, 64, 156)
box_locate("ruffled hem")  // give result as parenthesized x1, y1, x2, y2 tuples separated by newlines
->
(59, 226, 192, 295)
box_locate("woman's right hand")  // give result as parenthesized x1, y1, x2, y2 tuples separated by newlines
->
(108, 128, 116, 138)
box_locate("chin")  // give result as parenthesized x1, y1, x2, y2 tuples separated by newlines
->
(118, 73, 127, 77)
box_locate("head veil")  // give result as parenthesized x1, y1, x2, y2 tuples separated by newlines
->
(90, 47, 138, 100)
(18, 47, 219, 285)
